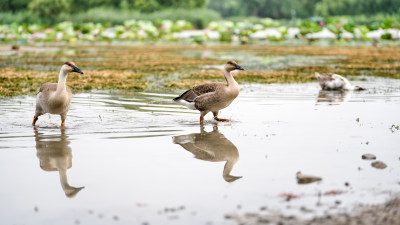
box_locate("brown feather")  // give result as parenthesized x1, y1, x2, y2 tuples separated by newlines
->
(173, 82, 224, 102)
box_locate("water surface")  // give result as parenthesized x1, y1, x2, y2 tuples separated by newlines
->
(0, 78, 399, 224)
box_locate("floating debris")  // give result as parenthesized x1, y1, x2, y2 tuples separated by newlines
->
(278, 192, 299, 201)
(324, 190, 344, 196)
(296, 171, 322, 184)
(390, 125, 400, 133)
(362, 154, 377, 160)
(371, 161, 387, 169)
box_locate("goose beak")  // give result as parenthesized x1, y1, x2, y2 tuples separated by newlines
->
(73, 65, 84, 74)
(235, 64, 245, 70)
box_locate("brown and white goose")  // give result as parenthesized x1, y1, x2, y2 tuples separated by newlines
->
(315, 72, 365, 91)
(32, 62, 83, 127)
(173, 61, 244, 123)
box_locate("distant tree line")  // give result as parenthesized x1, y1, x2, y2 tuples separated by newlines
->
(208, 0, 400, 18)
(0, 0, 399, 20)
(0, 0, 208, 18)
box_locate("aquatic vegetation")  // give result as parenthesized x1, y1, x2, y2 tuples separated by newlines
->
(0, 67, 146, 96)
(1, 45, 399, 97)
(0, 17, 399, 45)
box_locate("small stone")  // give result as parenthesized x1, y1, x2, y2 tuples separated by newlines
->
(345, 182, 350, 187)
(362, 154, 376, 160)
(371, 161, 387, 169)
(224, 214, 233, 219)
(296, 171, 322, 184)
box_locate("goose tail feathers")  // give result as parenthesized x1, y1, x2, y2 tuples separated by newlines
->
(173, 89, 197, 102)
(173, 89, 197, 110)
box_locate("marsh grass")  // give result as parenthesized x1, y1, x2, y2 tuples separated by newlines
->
(1, 45, 399, 97)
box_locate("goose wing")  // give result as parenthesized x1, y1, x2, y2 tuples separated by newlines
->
(319, 74, 344, 90)
(38, 82, 57, 94)
(37, 83, 72, 95)
(173, 82, 224, 102)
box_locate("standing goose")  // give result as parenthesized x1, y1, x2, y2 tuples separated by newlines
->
(32, 62, 84, 127)
(315, 72, 365, 91)
(173, 61, 244, 123)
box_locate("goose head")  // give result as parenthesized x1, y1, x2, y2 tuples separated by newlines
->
(61, 61, 84, 74)
(225, 61, 245, 73)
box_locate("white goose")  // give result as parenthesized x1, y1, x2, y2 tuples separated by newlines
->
(32, 62, 83, 127)
(173, 61, 244, 123)
(315, 72, 365, 91)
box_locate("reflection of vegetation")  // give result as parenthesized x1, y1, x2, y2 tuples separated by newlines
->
(1, 45, 399, 96)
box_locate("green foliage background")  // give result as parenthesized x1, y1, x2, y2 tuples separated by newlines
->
(0, 0, 399, 27)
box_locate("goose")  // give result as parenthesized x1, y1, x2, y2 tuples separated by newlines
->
(315, 72, 365, 91)
(34, 128, 84, 197)
(173, 61, 244, 123)
(172, 124, 242, 182)
(32, 62, 83, 127)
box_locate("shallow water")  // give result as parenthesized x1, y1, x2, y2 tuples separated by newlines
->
(1, 77, 400, 225)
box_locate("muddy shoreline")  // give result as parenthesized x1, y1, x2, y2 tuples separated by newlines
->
(226, 196, 400, 225)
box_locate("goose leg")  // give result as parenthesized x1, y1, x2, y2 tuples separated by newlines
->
(61, 113, 67, 127)
(213, 111, 230, 122)
(200, 111, 208, 124)
(32, 116, 38, 126)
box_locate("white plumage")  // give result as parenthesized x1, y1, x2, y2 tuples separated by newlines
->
(315, 72, 365, 91)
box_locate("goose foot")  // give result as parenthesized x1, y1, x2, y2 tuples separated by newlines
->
(61, 120, 65, 127)
(32, 116, 38, 126)
(200, 116, 204, 123)
(214, 117, 231, 122)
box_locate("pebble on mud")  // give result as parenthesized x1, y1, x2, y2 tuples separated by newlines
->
(296, 171, 322, 184)
(371, 161, 387, 169)
(362, 154, 376, 160)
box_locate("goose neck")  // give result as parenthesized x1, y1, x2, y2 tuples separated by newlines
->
(57, 70, 68, 92)
(224, 70, 237, 86)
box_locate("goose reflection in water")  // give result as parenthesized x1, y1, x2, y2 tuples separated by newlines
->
(172, 124, 242, 182)
(34, 128, 84, 197)
(316, 90, 351, 104)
